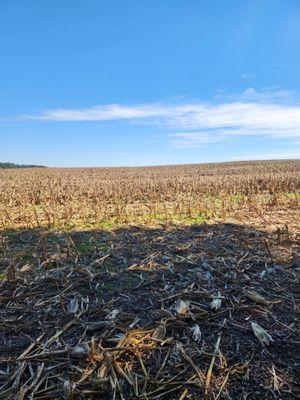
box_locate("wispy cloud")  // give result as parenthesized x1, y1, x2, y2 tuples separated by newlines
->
(22, 88, 300, 148)
(230, 151, 300, 161)
(169, 131, 227, 148)
(24, 103, 171, 122)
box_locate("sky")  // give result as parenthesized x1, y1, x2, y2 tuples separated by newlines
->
(1, 0, 300, 167)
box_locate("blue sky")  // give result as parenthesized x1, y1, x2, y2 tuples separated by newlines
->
(1, 0, 300, 167)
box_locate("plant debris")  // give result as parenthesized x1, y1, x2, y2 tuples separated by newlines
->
(0, 221, 299, 399)
(251, 322, 274, 346)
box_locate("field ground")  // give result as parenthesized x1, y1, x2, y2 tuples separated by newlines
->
(0, 160, 299, 399)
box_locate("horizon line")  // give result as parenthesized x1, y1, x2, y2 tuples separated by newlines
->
(2, 157, 299, 169)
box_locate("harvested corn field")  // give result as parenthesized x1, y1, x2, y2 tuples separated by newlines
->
(0, 160, 300, 229)
(0, 160, 299, 399)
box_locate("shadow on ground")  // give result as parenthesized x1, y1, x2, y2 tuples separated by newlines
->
(0, 223, 299, 399)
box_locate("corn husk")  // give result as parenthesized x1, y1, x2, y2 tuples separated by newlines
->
(243, 289, 271, 305)
(174, 299, 190, 315)
(251, 322, 274, 345)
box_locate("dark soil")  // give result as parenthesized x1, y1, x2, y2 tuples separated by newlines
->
(0, 222, 299, 399)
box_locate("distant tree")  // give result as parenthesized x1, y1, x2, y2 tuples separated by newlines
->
(0, 162, 46, 169)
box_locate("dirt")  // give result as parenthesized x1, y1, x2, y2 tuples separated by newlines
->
(0, 219, 299, 399)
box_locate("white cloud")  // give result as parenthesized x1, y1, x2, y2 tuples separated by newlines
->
(170, 131, 227, 148)
(238, 87, 295, 103)
(25, 103, 171, 121)
(22, 88, 300, 148)
(230, 152, 300, 161)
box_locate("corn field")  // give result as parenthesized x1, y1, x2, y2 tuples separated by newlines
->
(0, 160, 299, 229)
(1, 160, 300, 399)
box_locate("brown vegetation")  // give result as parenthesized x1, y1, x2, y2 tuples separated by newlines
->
(0, 160, 299, 399)
(0, 160, 299, 229)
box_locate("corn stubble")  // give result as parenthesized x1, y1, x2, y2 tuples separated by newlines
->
(0, 160, 299, 399)
(0, 159, 299, 229)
